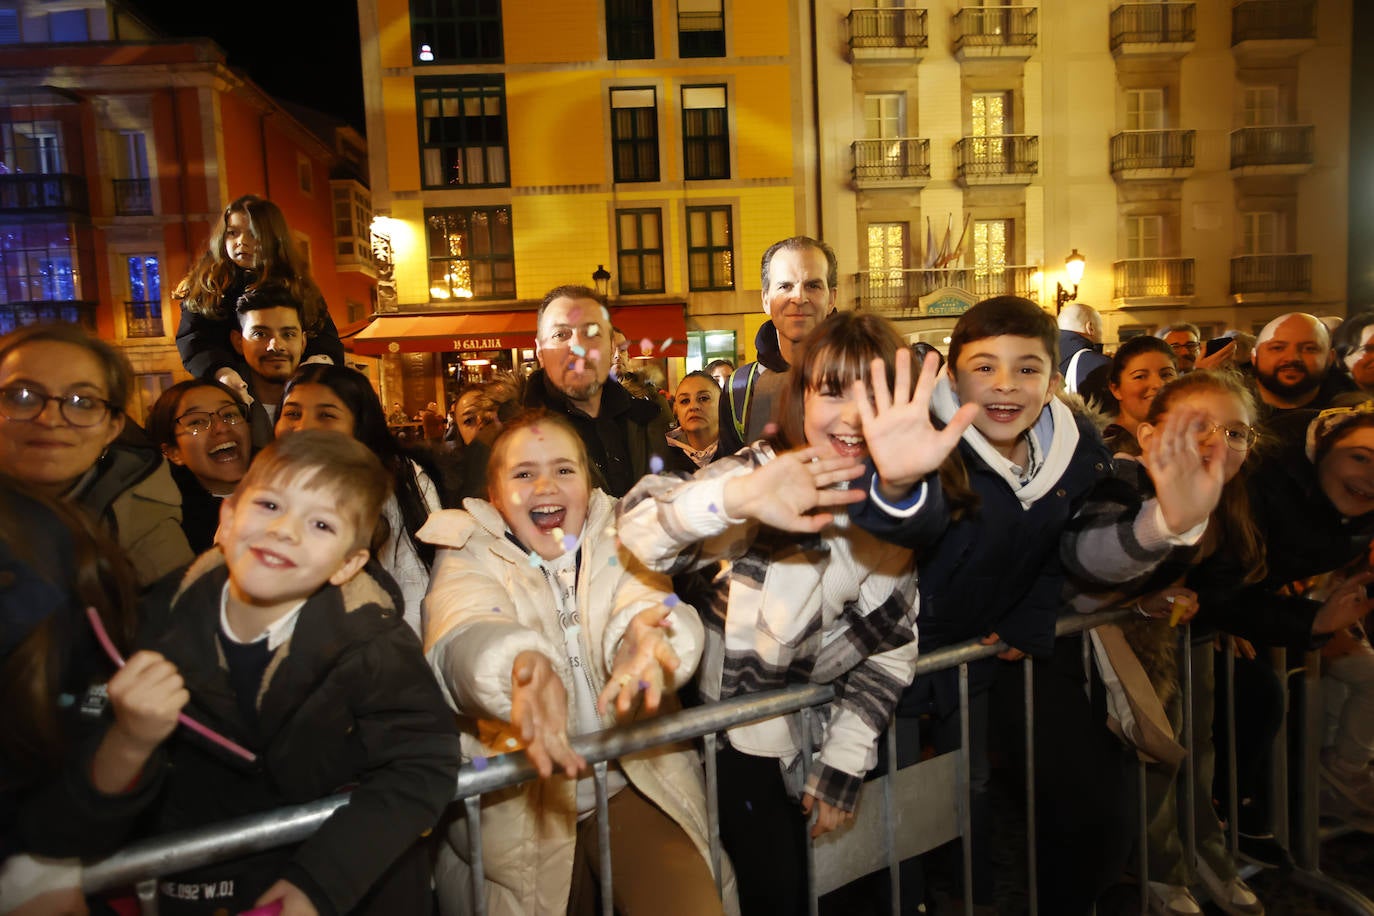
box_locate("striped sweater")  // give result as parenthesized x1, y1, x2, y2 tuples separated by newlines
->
(617, 442, 919, 811)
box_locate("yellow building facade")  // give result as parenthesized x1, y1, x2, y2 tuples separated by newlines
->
(356, 0, 808, 403)
(809, 0, 1351, 345)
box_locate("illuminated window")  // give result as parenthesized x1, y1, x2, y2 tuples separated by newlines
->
(424, 207, 515, 301)
(417, 77, 509, 188)
(125, 254, 162, 338)
(686, 206, 732, 291)
(411, 0, 502, 64)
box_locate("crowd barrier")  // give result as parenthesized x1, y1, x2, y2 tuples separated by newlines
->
(81, 608, 1374, 916)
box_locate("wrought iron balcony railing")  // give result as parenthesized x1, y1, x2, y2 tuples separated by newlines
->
(1110, 130, 1196, 173)
(954, 135, 1039, 182)
(1230, 254, 1312, 295)
(1110, 3, 1196, 49)
(1232, 0, 1315, 43)
(113, 178, 152, 216)
(1113, 258, 1195, 299)
(847, 8, 929, 51)
(1229, 125, 1314, 168)
(0, 300, 97, 336)
(851, 138, 931, 185)
(0, 173, 88, 214)
(952, 6, 1037, 51)
(855, 265, 1040, 314)
(124, 300, 164, 338)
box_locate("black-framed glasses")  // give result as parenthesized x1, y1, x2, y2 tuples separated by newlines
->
(1202, 421, 1258, 452)
(175, 404, 247, 436)
(1169, 342, 1201, 354)
(0, 386, 116, 427)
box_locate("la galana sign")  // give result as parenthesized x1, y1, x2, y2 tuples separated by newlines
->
(452, 338, 507, 350)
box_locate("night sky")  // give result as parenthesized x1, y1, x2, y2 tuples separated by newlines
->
(130, 0, 366, 132)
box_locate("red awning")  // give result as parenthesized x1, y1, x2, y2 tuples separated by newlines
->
(347, 304, 688, 357)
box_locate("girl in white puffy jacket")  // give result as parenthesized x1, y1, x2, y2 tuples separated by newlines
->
(420, 410, 736, 916)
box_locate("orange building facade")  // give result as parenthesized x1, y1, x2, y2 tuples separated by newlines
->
(0, 2, 376, 421)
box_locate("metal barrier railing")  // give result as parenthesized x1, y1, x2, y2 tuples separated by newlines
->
(80, 608, 1374, 915)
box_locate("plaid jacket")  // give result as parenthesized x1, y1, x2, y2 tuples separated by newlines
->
(618, 442, 919, 811)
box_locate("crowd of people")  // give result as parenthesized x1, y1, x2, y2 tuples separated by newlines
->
(1, 201, 1373, 916)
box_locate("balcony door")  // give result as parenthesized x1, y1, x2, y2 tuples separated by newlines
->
(866, 222, 908, 305)
(1125, 214, 1163, 260)
(1125, 89, 1165, 131)
(2, 121, 63, 174)
(864, 93, 907, 176)
(973, 219, 1012, 295)
(1241, 211, 1282, 255)
(970, 92, 1011, 169)
(1242, 86, 1280, 127)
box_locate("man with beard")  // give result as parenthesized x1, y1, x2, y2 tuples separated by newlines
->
(521, 285, 673, 496)
(716, 236, 836, 456)
(230, 282, 306, 446)
(1252, 312, 1354, 415)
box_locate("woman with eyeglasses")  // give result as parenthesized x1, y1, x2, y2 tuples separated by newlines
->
(1332, 311, 1374, 393)
(0, 323, 194, 588)
(146, 380, 252, 552)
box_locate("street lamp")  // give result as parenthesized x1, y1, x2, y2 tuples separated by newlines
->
(592, 264, 612, 298)
(1055, 249, 1086, 315)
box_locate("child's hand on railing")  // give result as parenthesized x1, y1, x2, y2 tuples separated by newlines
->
(723, 448, 864, 533)
(250, 879, 313, 915)
(510, 651, 585, 780)
(854, 348, 978, 502)
(802, 792, 855, 839)
(598, 606, 681, 720)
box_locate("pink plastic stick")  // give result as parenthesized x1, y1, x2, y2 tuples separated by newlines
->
(85, 607, 258, 763)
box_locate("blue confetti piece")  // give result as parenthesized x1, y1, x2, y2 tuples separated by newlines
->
(745, 800, 752, 812)
(571, 344, 586, 357)
(562, 533, 578, 551)
(708, 503, 717, 513)
(527, 553, 541, 567)
(639, 679, 650, 691)
(663, 593, 680, 608)
(472, 756, 488, 771)
(492, 607, 502, 614)
(649, 455, 664, 474)
(607, 555, 619, 567)
(57, 693, 75, 708)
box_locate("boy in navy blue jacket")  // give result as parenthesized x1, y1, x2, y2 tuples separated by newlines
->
(129, 431, 460, 916)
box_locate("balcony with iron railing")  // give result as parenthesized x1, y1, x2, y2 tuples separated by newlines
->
(112, 178, 152, 216)
(0, 300, 97, 335)
(124, 300, 164, 338)
(1230, 254, 1312, 297)
(0, 174, 88, 216)
(851, 138, 931, 188)
(952, 6, 1037, 58)
(954, 135, 1039, 185)
(1232, 0, 1315, 41)
(1109, 3, 1196, 56)
(1113, 258, 1195, 301)
(1110, 130, 1196, 179)
(847, 8, 929, 59)
(1229, 125, 1314, 173)
(855, 265, 1040, 315)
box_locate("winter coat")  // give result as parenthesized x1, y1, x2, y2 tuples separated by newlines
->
(175, 276, 343, 381)
(1057, 329, 1112, 404)
(617, 444, 919, 812)
(420, 491, 736, 916)
(134, 552, 461, 916)
(716, 320, 790, 458)
(71, 439, 194, 588)
(520, 370, 674, 497)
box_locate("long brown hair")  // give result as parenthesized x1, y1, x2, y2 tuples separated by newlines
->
(0, 477, 138, 784)
(176, 194, 327, 329)
(1144, 370, 1265, 581)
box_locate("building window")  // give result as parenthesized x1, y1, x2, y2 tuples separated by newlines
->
(610, 88, 659, 183)
(1125, 214, 1163, 260)
(425, 206, 515, 300)
(682, 85, 728, 180)
(678, 0, 724, 57)
(1124, 88, 1165, 131)
(111, 130, 152, 216)
(0, 10, 19, 44)
(296, 153, 313, 195)
(0, 224, 84, 302)
(1242, 211, 1283, 254)
(48, 10, 88, 41)
(686, 329, 735, 370)
(616, 209, 664, 293)
(686, 206, 732, 290)
(608, 0, 654, 60)
(417, 77, 509, 188)
(333, 184, 372, 261)
(411, 0, 503, 63)
(125, 254, 162, 338)
(1242, 86, 1281, 127)
(293, 232, 312, 272)
(1, 120, 64, 174)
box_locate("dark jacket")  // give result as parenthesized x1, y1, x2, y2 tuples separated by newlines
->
(166, 463, 224, 554)
(716, 320, 789, 458)
(853, 408, 1113, 714)
(175, 276, 344, 381)
(1252, 368, 1358, 422)
(521, 369, 673, 497)
(134, 553, 461, 916)
(1190, 410, 1374, 652)
(1057, 329, 1112, 404)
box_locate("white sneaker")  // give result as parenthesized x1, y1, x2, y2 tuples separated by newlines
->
(1195, 858, 1264, 916)
(1148, 882, 1202, 916)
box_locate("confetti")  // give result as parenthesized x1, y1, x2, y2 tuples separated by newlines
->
(707, 503, 717, 514)
(509, 491, 523, 506)
(506, 737, 519, 748)
(587, 348, 601, 363)
(528, 553, 542, 568)
(586, 324, 602, 338)
(575, 358, 586, 374)
(552, 526, 565, 543)
(57, 693, 74, 708)
(639, 680, 651, 691)
(571, 344, 586, 357)
(562, 534, 578, 551)
(661, 338, 674, 351)
(664, 593, 680, 608)
(492, 607, 502, 614)
(639, 337, 655, 356)
(472, 756, 488, 771)
(649, 455, 665, 473)
(568, 305, 584, 323)
(607, 555, 619, 567)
